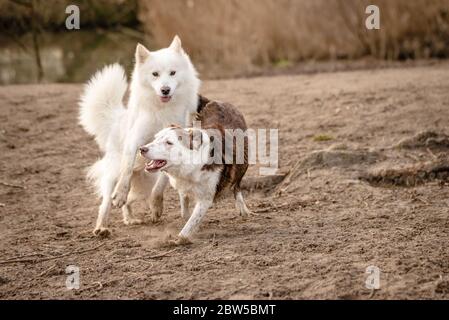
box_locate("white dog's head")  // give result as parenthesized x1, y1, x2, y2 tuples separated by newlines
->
(139, 126, 210, 174)
(134, 35, 199, 105)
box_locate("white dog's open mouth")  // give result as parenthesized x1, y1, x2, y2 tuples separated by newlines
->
(145, 160, 167, 172)
(160, 96, 172, 103)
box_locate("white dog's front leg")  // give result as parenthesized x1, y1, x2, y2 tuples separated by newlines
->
(112, 121, 148, 208)
(93, 174, 116, 237)
(112, 150, 136, 208)
(178, 199, 212, 241)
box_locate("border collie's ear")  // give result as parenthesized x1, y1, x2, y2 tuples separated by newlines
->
(169, 123, 182, 129)
(188, 128, 203, 150)
(136, 43, 150, 64)
(169, 35, 182, 53)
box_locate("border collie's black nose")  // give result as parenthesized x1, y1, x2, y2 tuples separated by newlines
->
(139, 146, 148, 154)
(161, 87, 171, 96)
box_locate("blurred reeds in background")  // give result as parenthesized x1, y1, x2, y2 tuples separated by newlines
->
(0, 0, 448, 83)
(138, 0, 449, 77)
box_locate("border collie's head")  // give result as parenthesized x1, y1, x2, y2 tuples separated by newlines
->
(139, 126, 210, 174)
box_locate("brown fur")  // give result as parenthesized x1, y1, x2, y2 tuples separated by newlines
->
(196, 95, 249, 201)
(170, 127, 202, 150)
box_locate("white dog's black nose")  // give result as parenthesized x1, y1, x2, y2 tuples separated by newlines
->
(139, 146, 148, 154)
(161, 87, 171, 96)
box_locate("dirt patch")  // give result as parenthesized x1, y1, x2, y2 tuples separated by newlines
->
(395, 131, 449, 150)
(299, 148, 381, 169)
(276, 145, 382, 194)
(361, 160, 449, 187)
(1, 64, 449, 299)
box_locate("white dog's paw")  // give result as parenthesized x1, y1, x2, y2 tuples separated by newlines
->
(93, 227, 111, 237)
(112, 186, 128, 208)
(123, 217, 144, 226)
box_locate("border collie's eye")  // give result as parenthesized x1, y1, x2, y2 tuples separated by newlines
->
(170, 71, 176, 76)
(166, 141, 173, 145)
(152, 72, 159, 77)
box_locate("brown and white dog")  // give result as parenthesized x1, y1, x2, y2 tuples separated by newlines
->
(139, 96, 251, 243)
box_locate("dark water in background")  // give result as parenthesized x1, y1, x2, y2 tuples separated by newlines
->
(0, 29, 146, 85)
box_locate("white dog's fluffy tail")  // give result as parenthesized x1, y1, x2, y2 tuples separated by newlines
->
(79, 63, 127, 151)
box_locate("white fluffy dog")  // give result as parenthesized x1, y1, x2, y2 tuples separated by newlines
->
(79, 36, 200, 236)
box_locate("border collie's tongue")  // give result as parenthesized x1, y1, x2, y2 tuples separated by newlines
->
(145, 160, 167, 172)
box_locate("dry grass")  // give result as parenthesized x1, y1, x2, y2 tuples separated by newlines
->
(138, 0, 449, 77)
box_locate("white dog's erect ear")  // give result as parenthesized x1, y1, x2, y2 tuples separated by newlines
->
(136, 43, 150, 64)
(169, 35, 182, 53)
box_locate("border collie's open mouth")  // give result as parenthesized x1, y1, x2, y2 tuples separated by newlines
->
(145, 160, 167, 172)
(160, 96, 172, 103)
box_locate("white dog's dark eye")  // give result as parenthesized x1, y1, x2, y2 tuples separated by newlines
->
(169, 71, 176, 76)
(166, 141, 173, 145)
(152, 72, 159, 77)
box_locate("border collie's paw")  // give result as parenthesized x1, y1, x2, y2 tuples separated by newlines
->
(123, 217, 144, 225)
(169, 236, 192, 246)
(241, 209, 257, 219)
(93, 227, 111, 237)
(151, 215, 161, 224)
(150, 195, 163, 223)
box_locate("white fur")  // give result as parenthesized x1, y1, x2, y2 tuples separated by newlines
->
(79, 36, 200, 235)
(79, 64, 127, 152)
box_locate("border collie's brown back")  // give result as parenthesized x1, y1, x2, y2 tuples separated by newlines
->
(196, 95, 249, 200)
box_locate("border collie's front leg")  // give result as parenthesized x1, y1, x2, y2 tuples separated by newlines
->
(234, 190, 251, 217)
(149, 174, 168, 222)
(179, 192, 190, 220)
(177, 199, 213, 243)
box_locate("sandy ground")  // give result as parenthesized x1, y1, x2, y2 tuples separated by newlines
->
(0, 64, 448, 299)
